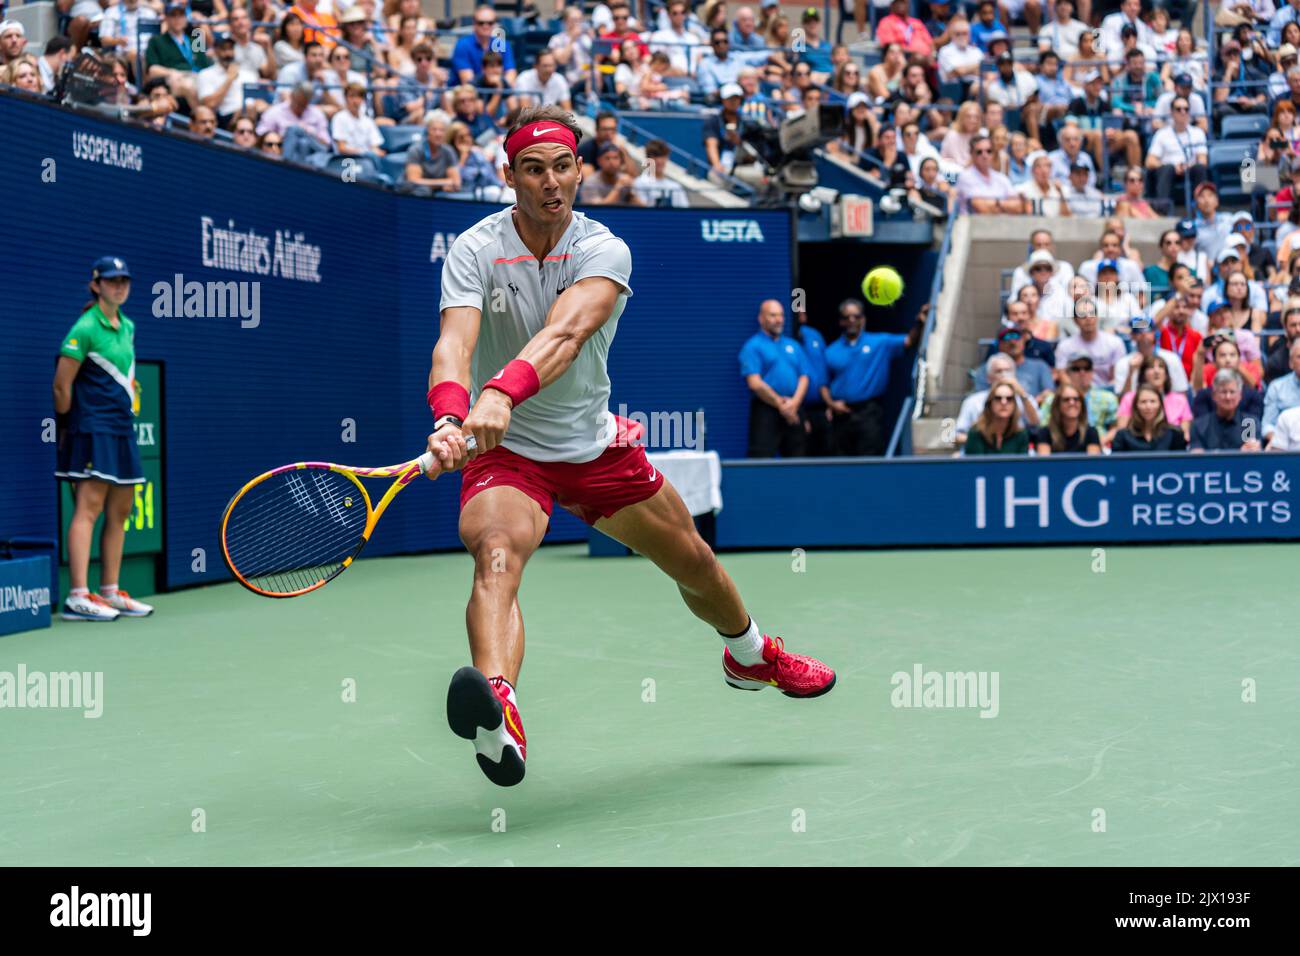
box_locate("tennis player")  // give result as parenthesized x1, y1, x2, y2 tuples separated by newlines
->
(53, 256, 154, 621)
(424, 106, 835, 787)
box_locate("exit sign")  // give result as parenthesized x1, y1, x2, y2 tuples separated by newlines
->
(840, 196, 873, 237)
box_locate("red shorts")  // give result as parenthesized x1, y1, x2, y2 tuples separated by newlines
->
(459, 419, 664, 525)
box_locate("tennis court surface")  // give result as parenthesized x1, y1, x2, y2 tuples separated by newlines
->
(3, 543, 1296, 866)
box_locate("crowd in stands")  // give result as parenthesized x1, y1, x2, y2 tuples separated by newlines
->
(958, 218, 1300, 454)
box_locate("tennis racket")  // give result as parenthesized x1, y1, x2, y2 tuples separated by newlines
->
(220, 437, 477, 598)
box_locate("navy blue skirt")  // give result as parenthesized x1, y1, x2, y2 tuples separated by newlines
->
(55, 432, 144, 485)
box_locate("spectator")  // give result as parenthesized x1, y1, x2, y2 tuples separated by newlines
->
(579, 141, 644, 205)
(1116, 354, 1194, 438)
(877, 0, 935, 59)
(1056, 303, 1127, 388)
(955, 353, 1041, 446)
(386, 16, 421, 76)
(146, 4, 213, 110)
(549, 5, 595, 90)
(1191, 339, 1265, 420)
(195, 36, 257, 130)
(914, 156, 951, 211)
(275, 14, 307, 70)
(515, 49, 571, 110)
(612, 38, 652, 105)
(1273, 0, 1300, 47)
(453, 5, 517, 86)
(990, 296, 1058, 366)
(1144, 230, 1182, 294)
(290, 0, 341, 48)
(1202, 293, 1263, 369)
(1215, 39, 1268, 115)
(794, 7, 833, 83)
(794, 311, 832, 456)
(1199, 326, 1264, 389)
(1061, 161, 1104, 216)
(740, 300, 809, 458)
(821, 298, 923, 456)
(1034, 382, 1101, 454)
(1049, 122, 1096, 189)
(696, 28, 743, 99)
(231, 113, 259, 150)
(901, 121, 940, 175)
(865, 43, 906, 103)
(1263, 339, 1300, 442)
(922, 0, 956, 44)
(1100, 0, 1153, 61)
(1191, 182, 1233, 261)
(1114, 314, 1190, 395)
(703, 83, 755, 179)
(963, 382, 1030, 455)
(1158, 290, 1204, 381)
(1192, 369, 1264, 451)
(1011, 232, 1077, 294)
(729, 5, 765, 51)
(1153, 72, 1209, 131)
(256, 81, 332, 158)
(648, 1, 702, 76)
(0, 21, 26, 70)
(578, 110, 635, 176)
(601, 2, 651, 58)
(385, 0, 434, 37)
(258, 130, 285, 156)
(1174, 216, 1212, 282)
(99, 0, 160, 66)
(954, 134, 1021, 214)
(973, 325, 1055, 399)
(1018, 283, 1058, 342)
(1204, 248, 1269, 326)
(1035, 50, 1074, 139)
(865, 127, 912, 189)
(139, 76, 179, 130)
(987, 52, 1041, 143)
(1039, 0, 1087, 59)
(402, 111, 461, 193)
(279, 40, 329, 95)
(1063, 28, 1102, 90)
(324, 44, 368, 96)
(188, 104, 218, 139)
(634, 138, 689, 207)
(1110, 49, 1162, 142)
(447, 120, 507, 200)
(1229, 212, 1272, 278)
(476, 51, 518, 127)
(1111, 383, 1189, 452)
(937, 17, 982, 89)
(1092, 259, 1142, 335)
(969, 1, 1008, 53)
(338, 8, 386, 75)
(1144, 95, 1209, 202)
(1264, 303, 1300, 383)
(32, 36, 72, 97)
(2, 55, 41, 93)
(1269, 43, 1299, 101)
(1162, 29, 1207, 91)
(941, 101, 982, 167)
(1258, 99, 1299, 170)
(331, 82, 385, 156)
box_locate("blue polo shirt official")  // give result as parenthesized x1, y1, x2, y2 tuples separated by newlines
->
(824, 331, 907, 403)
(739, 331, 810, 397)
(796, 325, 828, 403)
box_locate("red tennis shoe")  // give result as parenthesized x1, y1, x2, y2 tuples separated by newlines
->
(722, 635, 836, 699)
(446, 667, 527, 787)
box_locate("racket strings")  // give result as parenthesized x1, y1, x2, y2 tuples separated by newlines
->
(224, 468, 369, 594)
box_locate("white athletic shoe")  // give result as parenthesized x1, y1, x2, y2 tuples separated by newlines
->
(62, 593, 120, 622)
(101, 590, 154, 617)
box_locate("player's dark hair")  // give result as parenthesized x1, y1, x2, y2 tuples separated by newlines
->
(303, 40, 322, 56)
(506, 105, 584, 166)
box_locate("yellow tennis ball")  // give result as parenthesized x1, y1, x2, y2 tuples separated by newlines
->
(862, 267, 904, 306)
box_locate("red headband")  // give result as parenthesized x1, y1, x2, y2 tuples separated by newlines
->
(505, 121, 578, 164)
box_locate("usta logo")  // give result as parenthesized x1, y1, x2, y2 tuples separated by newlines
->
(701, 219, 765, 242)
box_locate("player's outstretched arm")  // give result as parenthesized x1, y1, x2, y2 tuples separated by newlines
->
(462, 276, 624, 455)
(426, 305, 483, 475)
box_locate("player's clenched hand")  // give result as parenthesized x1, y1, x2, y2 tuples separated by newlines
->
(463, 391, 512, 456)
(425, 423, 471, 479)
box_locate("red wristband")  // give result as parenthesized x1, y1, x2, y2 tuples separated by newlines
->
(482, 360, 540, 407)
(428, 381, 470, 420)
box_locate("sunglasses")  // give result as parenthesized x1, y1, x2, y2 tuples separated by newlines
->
(991, 394, 1015, 403)
(973, 148, 992, 155)
(1067, 365, 1091, 372)
(235, 126, 256, 134)
(1172, 105, 1189, 112)
(263, 139, 283, 148)
(475, 18, 495, 26)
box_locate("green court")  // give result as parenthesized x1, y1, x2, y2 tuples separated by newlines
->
(3, 543, 1296, 866)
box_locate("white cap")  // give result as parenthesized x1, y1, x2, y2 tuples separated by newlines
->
(1028, 249, 1057, 269)
(846, 91, 870, 110)
(0, 20, 25, 38)
(719, 82, 744, 101)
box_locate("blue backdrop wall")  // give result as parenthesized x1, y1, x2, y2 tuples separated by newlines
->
(0, 94, 793, 589)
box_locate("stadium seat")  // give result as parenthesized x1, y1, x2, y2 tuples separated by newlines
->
(1209, 141, 1256, 203)
(320, 153, 394, 186)
(381, 124, 423, 154)
(379, 153, 409, 182)
(1220, 114, 1269, 140)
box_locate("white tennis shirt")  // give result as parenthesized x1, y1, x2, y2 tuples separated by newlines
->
(439, 206, 633, 463)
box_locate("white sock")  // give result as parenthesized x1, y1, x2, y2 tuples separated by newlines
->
(100, 584, 119, 598)
(70, 587, 89, 599)
(719, 618, 765, 665)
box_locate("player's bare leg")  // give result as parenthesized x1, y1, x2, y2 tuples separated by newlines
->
(596, 480, 836, 698)
(446, 486, 548, 787)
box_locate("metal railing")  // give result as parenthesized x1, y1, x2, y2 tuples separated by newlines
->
(908, 210, 956, 424)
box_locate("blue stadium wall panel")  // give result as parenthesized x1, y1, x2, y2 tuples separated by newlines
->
(0, 95, 792, 587)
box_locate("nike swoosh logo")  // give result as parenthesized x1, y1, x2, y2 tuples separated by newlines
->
(475, 476, 495, 488)
(648, 468, 657, 482)
(532, 127, 559, 136)
(493, 370, 505, 380)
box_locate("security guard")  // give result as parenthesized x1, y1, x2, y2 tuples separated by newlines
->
(739, 299, 810, 457)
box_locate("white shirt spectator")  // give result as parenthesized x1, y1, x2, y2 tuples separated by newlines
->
(330, 108, 383, 153)
(937, 42, 982, 84)
(514, 68, 571, 107)
(1146, 124, 1208, 167)
(1175, 247, 1211, 283)
(1015, 178, 1069, 217)
(903, 135, 941, 174)
(197, 62, 260, 118)
(1011, 259, 1076, 298)
(1094, 291, 1144, 332)
(1038, 17, 1088, 59)
(634, 169, 689, 207)
(1061, 182, 1104, 216)
(98, 3, 160, 59)
(986, 68, 1039, 109)
(1113, 349, 1191, 394)
(233, 40, 270, 79)
(649, 25, 705, 74)
(1055, 330, 1129, 387)
(1100, 9, 1154, 59)
(1165, 53, 1208, 90)
(1269, 405, 1300, 449)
